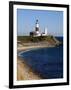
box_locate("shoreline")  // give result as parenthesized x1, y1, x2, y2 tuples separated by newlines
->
(17, 44, 56, 81)
(17, 57, 41, 80)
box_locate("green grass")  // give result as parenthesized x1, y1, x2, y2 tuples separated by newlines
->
(17, 36, 31, 42)
(17, 35, 62, 46)
(17, 35, 55, 43)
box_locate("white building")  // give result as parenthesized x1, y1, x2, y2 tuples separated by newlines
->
(30, 19, 48, 37)
(41, 27, 48, 36)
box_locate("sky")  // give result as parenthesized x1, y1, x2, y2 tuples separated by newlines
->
(17, 9, 63, 36)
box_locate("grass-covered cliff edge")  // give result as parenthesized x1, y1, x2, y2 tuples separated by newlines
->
(17, 36, 62, 47)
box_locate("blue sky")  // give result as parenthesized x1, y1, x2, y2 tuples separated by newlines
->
(17, 9, 63, 36)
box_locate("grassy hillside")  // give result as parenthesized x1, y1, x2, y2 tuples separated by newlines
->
(17, 35, 61, 46)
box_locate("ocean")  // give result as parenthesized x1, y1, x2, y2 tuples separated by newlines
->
(20, 37, 63, 79)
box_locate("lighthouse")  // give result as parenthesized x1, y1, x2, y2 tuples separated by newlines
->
(30, 19, 48, 37)
(34, 19, 41, 36)
(35, 19, 39, 31)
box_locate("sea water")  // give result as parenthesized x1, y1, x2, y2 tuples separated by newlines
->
(20, 37, 63, 79)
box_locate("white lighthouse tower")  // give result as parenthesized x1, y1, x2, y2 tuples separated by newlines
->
(36, 19, 39, 28)
(35, 19, 41, 36)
